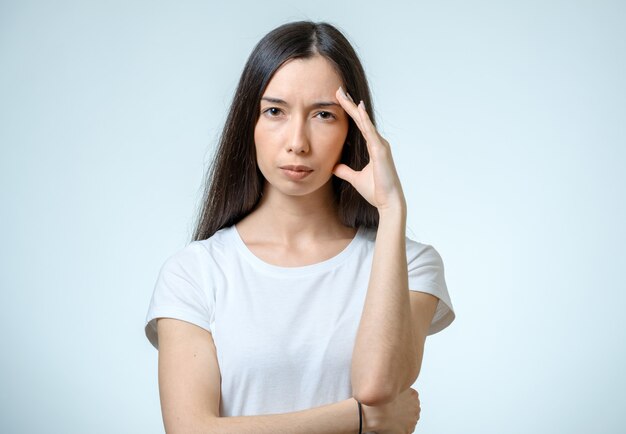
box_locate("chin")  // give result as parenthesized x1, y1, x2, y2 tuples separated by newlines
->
(265, 176, 332, 198)
(277, 184, 321, 197)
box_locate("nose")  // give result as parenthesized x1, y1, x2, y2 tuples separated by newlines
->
(285, 117, 310, 154)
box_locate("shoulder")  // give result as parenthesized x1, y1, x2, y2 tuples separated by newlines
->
(405, 237, 444, 265)
(357, 226, 443, 261)
(161, 226, 234, 276)
(193, 226, 232, 259)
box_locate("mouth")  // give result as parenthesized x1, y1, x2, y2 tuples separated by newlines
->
(279, 165, 314, 172)
(279, 165, 314, 180)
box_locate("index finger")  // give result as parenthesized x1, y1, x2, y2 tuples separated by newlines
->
(336, 87, 384, 147)
(336, 86, 366, 134)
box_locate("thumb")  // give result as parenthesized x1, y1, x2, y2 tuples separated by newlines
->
(332, 163, 357, 184)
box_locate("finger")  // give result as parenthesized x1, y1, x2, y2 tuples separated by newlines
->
(332, 163, 358, 184)
(357, 100, 387, 148)
(336, 87, 366, 133)
(336, 87, 366, 134)
(337, 88, 388, 157)
(357, 103, 393, 164)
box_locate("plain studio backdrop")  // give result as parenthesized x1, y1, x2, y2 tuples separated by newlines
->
(1, 1, 624, 433)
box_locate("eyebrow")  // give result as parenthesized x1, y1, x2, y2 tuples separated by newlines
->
(261, 96, 340, 108)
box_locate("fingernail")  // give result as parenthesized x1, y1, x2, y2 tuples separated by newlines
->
(339, 86, 348, 100)
(359, 100, 365, 110)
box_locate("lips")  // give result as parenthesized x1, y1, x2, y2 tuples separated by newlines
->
(279, 165, 314, 181)
(279, 165, 313, 172)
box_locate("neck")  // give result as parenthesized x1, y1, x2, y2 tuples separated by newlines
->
(238, 180, 354, 245)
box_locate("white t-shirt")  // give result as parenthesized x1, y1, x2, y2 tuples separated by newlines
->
(145, 225, 455, 423)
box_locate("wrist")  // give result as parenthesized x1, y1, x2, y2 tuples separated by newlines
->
(377, 193, 407, 218)
(377, 202, 407, 223)
(360, 402, 379, 433)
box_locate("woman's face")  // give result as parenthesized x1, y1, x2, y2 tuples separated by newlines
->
(254, 55, 349, 199)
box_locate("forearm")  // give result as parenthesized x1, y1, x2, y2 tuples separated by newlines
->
(351, 207, 417, 404)
(195, 398, 370, 434)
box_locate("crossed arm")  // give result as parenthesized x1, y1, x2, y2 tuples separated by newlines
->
(157, 214, 439, 433)
(158, 319, 366, 434)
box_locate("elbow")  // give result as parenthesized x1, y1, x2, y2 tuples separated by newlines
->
(353, 368, 421, 407)
(353, 383, 396, 407)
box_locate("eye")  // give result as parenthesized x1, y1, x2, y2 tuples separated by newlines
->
(317, 111, 336, 120)
(263, 107, 283, 117)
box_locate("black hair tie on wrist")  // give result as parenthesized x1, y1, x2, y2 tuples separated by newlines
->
(357, 400, 363, 434)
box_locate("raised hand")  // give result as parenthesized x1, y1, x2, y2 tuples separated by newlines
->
(333, 86, 406, 213)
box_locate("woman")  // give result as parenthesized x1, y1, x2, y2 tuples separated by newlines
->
(145, 21, 455, 434)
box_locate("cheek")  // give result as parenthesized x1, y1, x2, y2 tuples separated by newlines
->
(253, 124, 269, 174)
(254, 122, 273, 159)
(314, 125, 349, 157)
(254, 119, 284, 151)
(253, 121, 266, 149)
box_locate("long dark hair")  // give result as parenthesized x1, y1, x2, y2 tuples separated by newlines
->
(191, 21, 379, 242)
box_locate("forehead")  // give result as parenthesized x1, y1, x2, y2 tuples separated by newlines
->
(262, 55, 343, 100)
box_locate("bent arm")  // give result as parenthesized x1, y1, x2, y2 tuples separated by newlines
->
(351, 208, 438, 406)
(157, 318, 377, 434)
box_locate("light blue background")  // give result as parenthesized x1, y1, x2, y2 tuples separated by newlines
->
(1, 1, 625, 433)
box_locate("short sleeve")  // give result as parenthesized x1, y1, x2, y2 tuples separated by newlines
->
(144, 242, 215, 350)
(406, 239, 455, 335)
